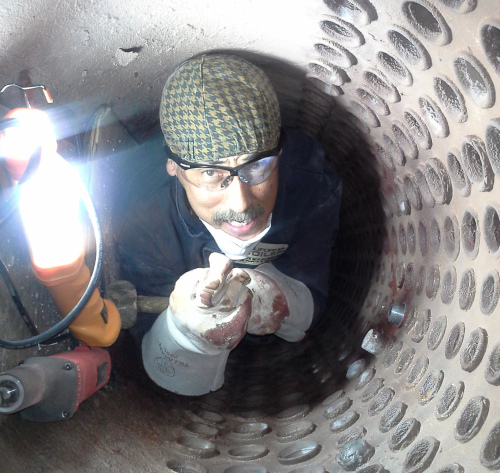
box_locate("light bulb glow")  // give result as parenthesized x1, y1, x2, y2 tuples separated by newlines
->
(19, 154, 85, 270)
(0, 108, 57, 182)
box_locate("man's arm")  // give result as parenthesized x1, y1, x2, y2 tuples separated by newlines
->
(141, 254, 253, 395)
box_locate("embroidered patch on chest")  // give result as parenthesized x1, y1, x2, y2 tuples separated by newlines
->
(236, 243, 289, 265)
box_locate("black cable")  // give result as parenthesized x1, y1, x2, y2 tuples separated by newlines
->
(0, 257, 39, 336)
(0, 167, 104, 349)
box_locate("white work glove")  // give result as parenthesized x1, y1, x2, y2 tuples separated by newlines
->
(245, 263, 314, 342)
(142, 253, 253, 395)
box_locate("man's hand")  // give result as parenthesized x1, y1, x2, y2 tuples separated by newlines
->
(244, 269, 290, 336)
(169, 253, 253, 351)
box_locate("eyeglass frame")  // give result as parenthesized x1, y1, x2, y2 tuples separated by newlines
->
(167, 131, 284, 190)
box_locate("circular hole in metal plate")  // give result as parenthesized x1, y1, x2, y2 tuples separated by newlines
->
(394, 121, 418, 160)
(411, 308, 431, 343)
(175, 436, 217, 459)
(395, 348, 416, 377)
(336, 425, 367, 447)
(461, 210, 480, 258)
(321, 389, 345, 406)
(415, 167, 435, 208)
(330, 410, 360, 433)
(361, 378, 384, 402)
(439, 0, 476, 13)
(425, 158, 453, 204)
(389, 418, 421, 451)
(485, 118, 500, 176)
(447, 149, 471, 196)
(434, 465, 464, 473)
(415, 266, 425, 296)
(435, 381, 465, 420)
(378, 51, 413, 86)
(276, 420, 316, 443)
(388, 27, 432, 70)
(481, 270, 500, 315)
(386, 137, 405, 169)
(167, 460, 208, 473)
(228, 445, 269, 461)
(314, 40, 357, 68)
(458, 269, 476, 311)
(184, 422, 218, 439)
(429, 218, 441, 253)
(196, 410, 224, 425)
(484, 205, 500, 254)
(347, 360, 368, 380)
(406, 356, 429, 388)
(402, 1, 451, 45)
(460, 327, 488, 372)
(324, 397, 352, 419)
(230, 422, 271, 440)
(419, 369, 444, 405)
(434, 75, 467, 123)
(364, 70, 401, 103)
(351, 101, 380, 128)
(462, 135, 494, 191)
(446, 322, 466, 359)
(357, 88, 390, 116)
(308, 60, 347, 86)
(383, 341, 403, 367)
(481, 421, 500, 469)
(323, 0, 375, 25)
(482, 22, 500, 75)
(336, 440, 375, 470)
(320, 17, 365, 47)
(407, 221, 416, 255)
(426, 264, 440, 300)
(441, 268, 457, 305)
(418, 221, 428, 256)
(419, 95, 449, 138)
(356, 368, 376, 390)
(277, 441, 320, 466)
(443, 214, 460, 261)
(223, 465, 267, 473)
(455, 396, 490, 442)
(379, 401, 408, 433)
(454, 53, 496, 108)
(368, 387, 395, 416)
(428, 316, 447, 350)
(402, 437, 440, 473)
(404, 109, 432, 149)
(399, 223, 407, 254)
(276, 404, 311, 422)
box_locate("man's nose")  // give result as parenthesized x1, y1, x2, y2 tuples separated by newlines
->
(224, 175, 252, 213)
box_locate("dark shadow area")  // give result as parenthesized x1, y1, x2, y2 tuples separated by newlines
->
(0, 54, 384, 471)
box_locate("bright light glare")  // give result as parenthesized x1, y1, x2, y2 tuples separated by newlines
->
(19, 154, 85, 270)
(0, 109, 57, 177)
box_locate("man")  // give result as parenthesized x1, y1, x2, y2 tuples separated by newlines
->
(116, 54, 341, 395)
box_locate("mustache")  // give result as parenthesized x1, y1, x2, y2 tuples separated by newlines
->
(212, 205, 265, 226)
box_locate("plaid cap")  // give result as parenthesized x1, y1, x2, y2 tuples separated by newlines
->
(160, 54, 281, 163)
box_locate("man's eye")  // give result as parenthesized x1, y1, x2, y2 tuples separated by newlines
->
(199, 169, 223, 180)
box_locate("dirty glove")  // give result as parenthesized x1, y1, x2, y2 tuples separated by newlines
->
(142, 254, 252, 395)
(245, 263, 314, 342)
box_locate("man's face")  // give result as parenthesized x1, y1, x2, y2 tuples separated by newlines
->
(167, 155, 279, 241)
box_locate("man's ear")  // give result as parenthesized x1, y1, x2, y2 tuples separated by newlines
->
(166, 159, 177, 176)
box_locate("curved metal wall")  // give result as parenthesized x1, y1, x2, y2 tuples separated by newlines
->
(2, 1, 500, 472)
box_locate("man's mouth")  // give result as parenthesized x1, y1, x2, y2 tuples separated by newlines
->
(227, 220, 251, 227)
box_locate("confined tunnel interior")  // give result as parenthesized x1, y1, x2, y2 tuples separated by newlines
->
(2, 0, 500, 471)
